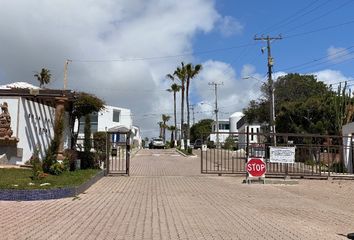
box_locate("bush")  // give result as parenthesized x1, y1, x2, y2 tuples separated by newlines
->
(330, 162, 347, 173)
(187, 147, 193, 155)
(93, 132, 106, 153)
(29, 150, 43, 180)
(78, 151, 98, 169)
(63, 149, 78, 171)
(49, 162, 66, 175)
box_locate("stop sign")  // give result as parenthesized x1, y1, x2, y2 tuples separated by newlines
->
(246, 158, 266, 177)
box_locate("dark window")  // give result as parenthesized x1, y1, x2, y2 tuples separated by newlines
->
(113, 110, 120, 122)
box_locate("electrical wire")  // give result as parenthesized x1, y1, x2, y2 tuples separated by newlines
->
(259, 0, 322, 34)
(69, 43, 255, 63)
(282, 0, 354, 35)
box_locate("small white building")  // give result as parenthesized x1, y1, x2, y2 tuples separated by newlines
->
(237, 116, 262, 149)
(0, 82, 72, 165)
(341, 122, 354, 173)
(75, 105, 141, 148)
(209, 119, 230, 145)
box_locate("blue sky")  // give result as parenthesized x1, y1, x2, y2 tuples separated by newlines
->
(199, 0, 354, 75)
(0, 0, 354, 137)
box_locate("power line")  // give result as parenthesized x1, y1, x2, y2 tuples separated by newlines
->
(278, 44, 354, 72)
(69, 42, 255, 63)
(283, 19, 354, 39)
(259, 0, 322, 34)
(282, 0, 354, 35)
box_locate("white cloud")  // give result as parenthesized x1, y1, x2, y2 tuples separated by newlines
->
(312, 69, 352, 86)
(327, 46, 353, 63)
(218, 16, 244, 37)
(192, 61, 262, 121)
(0, 0, 220, 138)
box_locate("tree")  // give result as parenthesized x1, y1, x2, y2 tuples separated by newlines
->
(243, 73, 349, 135)
(34, 68, 51, 88)
(167, 125, 176, 147)
(167, 83, 181, 144)
(157, 121, 163, 138)
(185, 63, 202, 145)
(167, 62, 187, 148)
(84, 114, 92, 153)
(70, 92, 105, 149)
(190, 119, 213, 143)
(161, 114, 171, 141)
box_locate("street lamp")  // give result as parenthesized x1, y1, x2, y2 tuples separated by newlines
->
(243, 75, 276, 145)
(200, 101, 220, 149)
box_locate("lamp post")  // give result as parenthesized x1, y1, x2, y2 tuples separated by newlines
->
(200, 101, 220, 149)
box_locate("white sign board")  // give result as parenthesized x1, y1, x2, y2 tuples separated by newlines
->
(269, 147, 295, 164)
(202, 144, 207, 152)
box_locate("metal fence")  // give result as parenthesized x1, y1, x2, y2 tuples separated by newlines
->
(201, 132, 354, 178)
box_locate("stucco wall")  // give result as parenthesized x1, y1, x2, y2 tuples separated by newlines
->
(0, 97, 70, 165)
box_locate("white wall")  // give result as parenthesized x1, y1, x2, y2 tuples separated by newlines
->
(97, 105, 132, 131)
(229, 112, 243, 132)
(237, 123, 261, 149)
(0, 97, 71, 165)
(342, 122, 354, 173)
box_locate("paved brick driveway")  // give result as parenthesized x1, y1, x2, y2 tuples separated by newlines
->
(0, 149, 353, 239)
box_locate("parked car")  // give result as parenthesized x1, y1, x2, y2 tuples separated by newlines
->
(149, 138, 165, 149)
(193, 139, 203, 149)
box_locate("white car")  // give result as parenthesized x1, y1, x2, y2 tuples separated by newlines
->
(150, 138, 165, 149)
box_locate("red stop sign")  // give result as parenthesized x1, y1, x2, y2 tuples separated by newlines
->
(246, 158, 266, 177)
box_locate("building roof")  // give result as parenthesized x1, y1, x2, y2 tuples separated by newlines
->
(0, 82, 76, 101)
(0, 82, 40, 89)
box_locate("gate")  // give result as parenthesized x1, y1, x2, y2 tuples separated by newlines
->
(106, 126, 131, 176)
(201, 132, 354, 178)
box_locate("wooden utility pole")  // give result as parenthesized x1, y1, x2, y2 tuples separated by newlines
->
(63, 59, 72, 90)
(254, 35, 282, 145)
(209, 82, 223, 149)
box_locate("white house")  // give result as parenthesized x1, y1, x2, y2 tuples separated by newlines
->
(237, 116, 262, 149)
(341, 122, 354, 173)
(75, 105, 141, 148)
(0, 82, 73, 165)
(209, 119, 230, 145)
(208, 112, 244, 146)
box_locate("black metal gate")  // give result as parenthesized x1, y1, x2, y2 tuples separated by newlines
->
(201, 132, 354, 178)
(105, 126, 131, 176)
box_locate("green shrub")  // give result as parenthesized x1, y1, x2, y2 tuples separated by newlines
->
(29, 149, 43, 180)
(93, 132, 106, 153)
(330, 162, 347, 173)
(78, 151, 97, 169)
(63, 149, 78, 171)
(49, 162, 66, 175)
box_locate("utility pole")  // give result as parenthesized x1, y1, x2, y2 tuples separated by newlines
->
(63, 59, 72, 90)
(209, 82, 223, 149)
(254, 35, 282, 146)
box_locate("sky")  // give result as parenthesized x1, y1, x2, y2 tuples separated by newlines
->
(1, 0, 354, 138)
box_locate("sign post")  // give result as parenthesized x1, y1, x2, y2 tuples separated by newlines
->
(245, 158, 266, 184)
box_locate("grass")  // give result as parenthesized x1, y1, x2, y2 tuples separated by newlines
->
(0, 168, 100, 190)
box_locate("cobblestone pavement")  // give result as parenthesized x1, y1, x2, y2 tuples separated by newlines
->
(0, 149, 353, 239)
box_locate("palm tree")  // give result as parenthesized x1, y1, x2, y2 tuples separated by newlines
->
(167, 125, 176, 147)
(185, 63, 202, 147)
(161, 114, 171, 142)
(167, 83, 181, 145)
(157, 121, 163, 138)
(167, 62, 187, 149)
(34, 68, 51, 88)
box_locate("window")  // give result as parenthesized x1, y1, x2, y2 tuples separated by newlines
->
(251, 128, 254, 141)
(113, 110, 120, 122)
(79, 112, 98, 133)
(219, 123, 230, 130)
